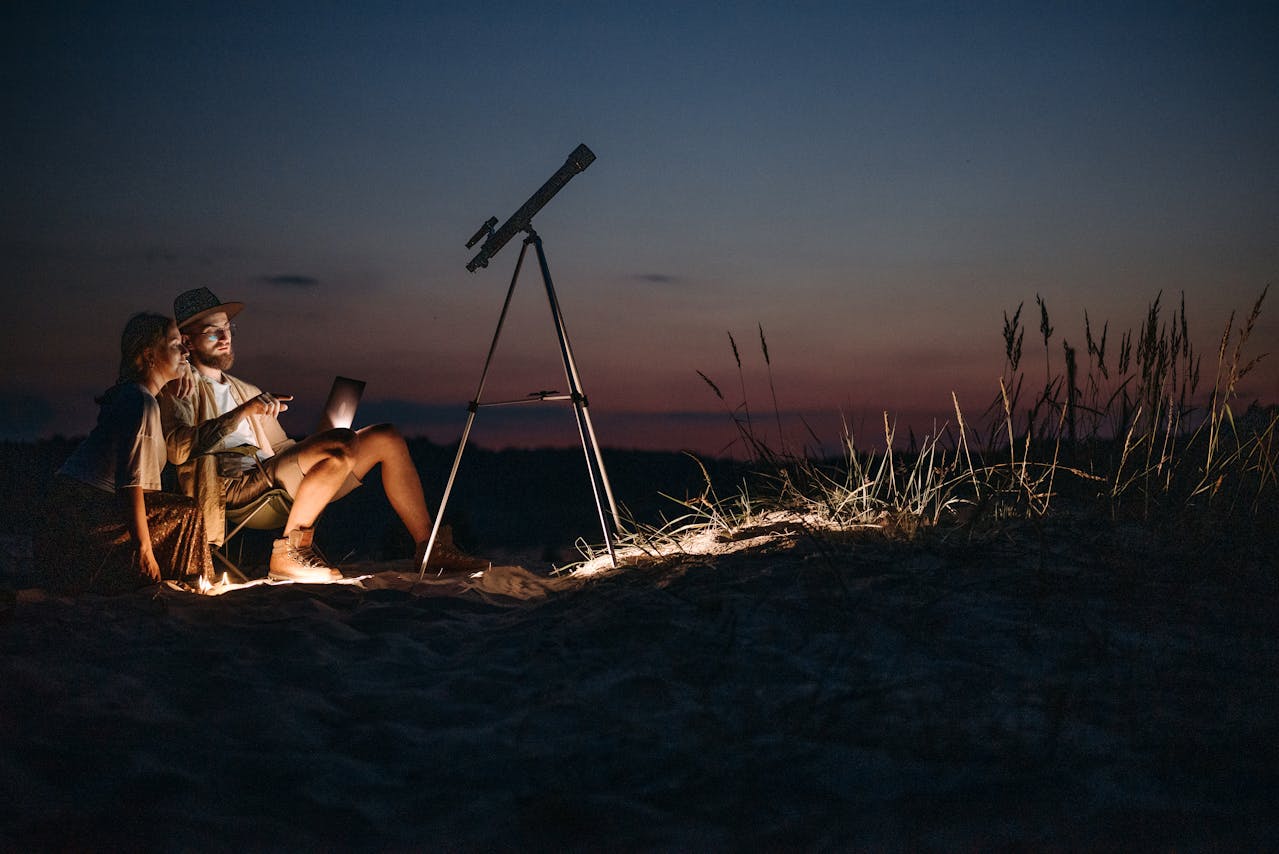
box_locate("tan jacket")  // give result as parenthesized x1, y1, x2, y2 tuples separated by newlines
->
(159, 364, 295, 544)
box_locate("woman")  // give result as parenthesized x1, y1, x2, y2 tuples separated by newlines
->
(35, 313, 214, 594)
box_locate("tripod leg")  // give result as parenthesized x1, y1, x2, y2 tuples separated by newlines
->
(576, 401, 620, 526)
(418, 240, 533, 581)
(570, 398, 619, 566)
(531, 234, 620, 567)
(417, 406, 476, 580)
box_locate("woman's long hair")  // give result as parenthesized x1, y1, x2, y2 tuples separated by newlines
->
(96, 313, 174, 404)
(118, 312, 173, 384)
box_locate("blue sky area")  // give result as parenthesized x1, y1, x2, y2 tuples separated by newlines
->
(3, 1, 1276, 453)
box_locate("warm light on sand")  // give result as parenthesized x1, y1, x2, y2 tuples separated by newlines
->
(569, 510, 849, 577)
(194, 573, 371, 596)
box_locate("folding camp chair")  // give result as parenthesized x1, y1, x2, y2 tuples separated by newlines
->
(211, 487, 293, 582)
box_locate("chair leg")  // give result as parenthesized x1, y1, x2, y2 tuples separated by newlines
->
(211, 547, 251, 584)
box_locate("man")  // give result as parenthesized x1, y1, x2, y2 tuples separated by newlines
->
(160, 286, 486, 581)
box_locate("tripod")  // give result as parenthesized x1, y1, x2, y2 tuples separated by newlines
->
(418, 229, 620, 579)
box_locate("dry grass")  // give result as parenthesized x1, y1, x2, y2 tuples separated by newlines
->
(572, 289, 1276, 572)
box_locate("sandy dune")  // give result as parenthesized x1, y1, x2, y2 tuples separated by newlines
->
(2, 530, 1276, 850)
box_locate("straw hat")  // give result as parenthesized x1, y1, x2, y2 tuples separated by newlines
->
(173, 287, 244, 330)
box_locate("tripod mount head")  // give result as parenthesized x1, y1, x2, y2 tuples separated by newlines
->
(466, 143, 596, 272)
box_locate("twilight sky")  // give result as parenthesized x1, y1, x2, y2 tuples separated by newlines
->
(4, 1, 1276, 454)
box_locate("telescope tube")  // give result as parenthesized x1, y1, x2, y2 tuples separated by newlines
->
(466, 144, 596, 272)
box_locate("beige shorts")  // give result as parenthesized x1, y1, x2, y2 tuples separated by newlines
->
(223, 451, 362, 510)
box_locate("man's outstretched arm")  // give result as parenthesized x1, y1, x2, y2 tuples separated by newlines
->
(159, 367, 234, 464)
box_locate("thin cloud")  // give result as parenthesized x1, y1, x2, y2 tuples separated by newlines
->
(259, 274, 320, 288)
(630, 273, 683, 285)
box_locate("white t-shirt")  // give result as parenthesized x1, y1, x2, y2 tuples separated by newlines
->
(58, 382, 166, 493)
(210, 378, 265, 471)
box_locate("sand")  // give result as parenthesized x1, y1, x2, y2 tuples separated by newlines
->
(2, 526, 1277, 851)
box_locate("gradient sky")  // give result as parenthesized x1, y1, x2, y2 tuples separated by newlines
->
(4, 1, 1277, 454)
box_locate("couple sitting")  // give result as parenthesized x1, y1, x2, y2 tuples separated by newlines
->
(40, 288, 483, 594)
(164, 286, 486, 582)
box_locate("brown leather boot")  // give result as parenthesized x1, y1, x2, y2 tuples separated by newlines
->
(415, 526, 489, 576)
(269, 528, 343, 582)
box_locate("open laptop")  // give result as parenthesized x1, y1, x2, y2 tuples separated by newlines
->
(316, 376, 365, 431)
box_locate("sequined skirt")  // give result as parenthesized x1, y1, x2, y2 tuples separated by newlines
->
(33, 476, 214, 594)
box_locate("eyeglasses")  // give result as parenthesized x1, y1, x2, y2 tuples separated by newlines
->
(198, 322, 236, 343)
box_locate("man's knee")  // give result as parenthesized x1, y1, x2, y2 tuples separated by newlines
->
(357, 423, 406, 455)
(303, 428, 358, 471)
(330, 427, 359, 451)
(361, 422, 401, 440)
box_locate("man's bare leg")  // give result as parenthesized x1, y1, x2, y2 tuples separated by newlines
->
(277, 430, 358, 534)
(266, 430, 357, 580)
(351, 424, 486, 572)
(351, 424, 431, 542)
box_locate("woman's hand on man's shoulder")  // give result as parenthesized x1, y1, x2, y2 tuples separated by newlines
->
(159, 366, 197, 400)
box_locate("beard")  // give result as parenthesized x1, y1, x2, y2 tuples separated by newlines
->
(192, 347, 235, 373)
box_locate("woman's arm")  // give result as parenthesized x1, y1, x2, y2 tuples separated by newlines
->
(121, 485, 161, 582)
(159, 369, 289, 464)
(159, 369, 236, 464)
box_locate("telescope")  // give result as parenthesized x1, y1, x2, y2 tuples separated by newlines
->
(466, 143, 596, 272)
(420, 142, 620, 579)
